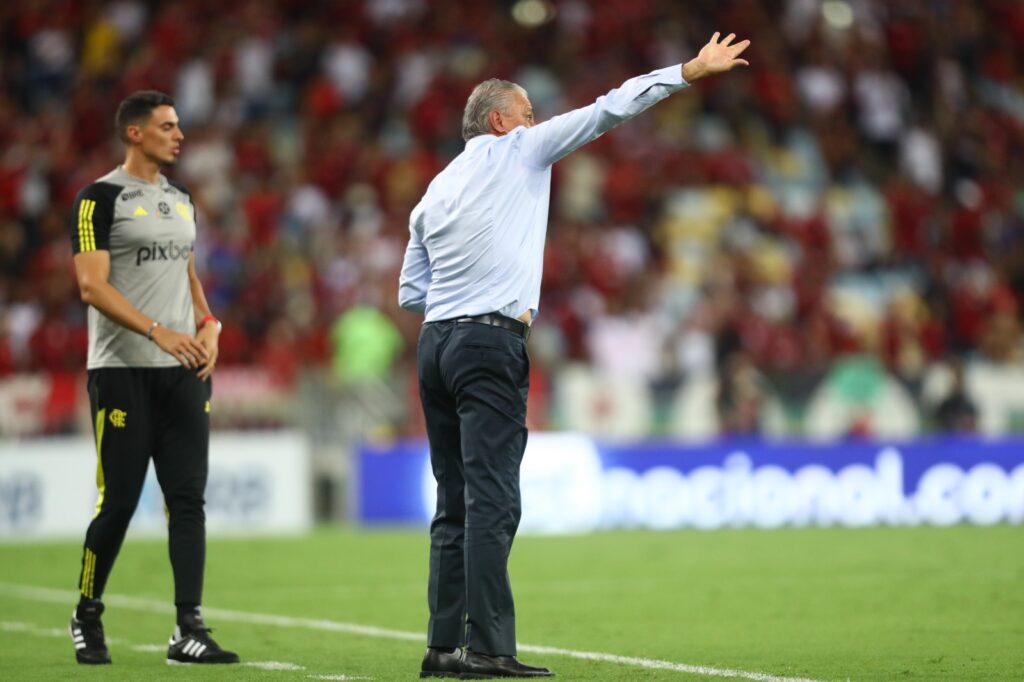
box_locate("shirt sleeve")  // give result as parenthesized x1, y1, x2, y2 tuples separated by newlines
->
(516, 65, 689, 168)
(69, 183, 117, 254)
(398, 210, 430, 314)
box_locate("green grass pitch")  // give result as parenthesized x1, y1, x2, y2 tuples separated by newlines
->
(0, 525, 1021, 680)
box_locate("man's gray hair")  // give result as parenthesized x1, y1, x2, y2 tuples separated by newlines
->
(461, 78, 527, 141)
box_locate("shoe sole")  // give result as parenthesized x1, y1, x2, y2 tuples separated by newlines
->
(167, 659, 240, 665)
(419, 673, 460, 679)
(459, 674, 554, 679)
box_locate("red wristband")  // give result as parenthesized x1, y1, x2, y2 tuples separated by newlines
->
(199, 315, 220, 331)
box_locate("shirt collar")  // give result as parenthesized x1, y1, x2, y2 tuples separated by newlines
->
(113, 166, 171, 189)
(464, 134, 497, 151)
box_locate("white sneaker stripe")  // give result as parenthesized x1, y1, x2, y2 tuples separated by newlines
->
(195, 643, 207, 657)
(75, 643, 86, 649)
(184, 640, 198, 656)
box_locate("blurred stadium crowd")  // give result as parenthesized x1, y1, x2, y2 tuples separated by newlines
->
(2, 0, 1024, 439)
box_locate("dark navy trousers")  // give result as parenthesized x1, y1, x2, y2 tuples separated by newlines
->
(418, 319, 530, 657)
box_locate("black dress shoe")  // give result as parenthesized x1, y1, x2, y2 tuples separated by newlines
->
(460, 650, 554, 678)
(420, 647, 463, 678)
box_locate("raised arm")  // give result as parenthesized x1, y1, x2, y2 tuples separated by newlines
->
(517, 32, 750, 168)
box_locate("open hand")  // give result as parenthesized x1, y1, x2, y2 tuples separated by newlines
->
(684, 32, 751, 82)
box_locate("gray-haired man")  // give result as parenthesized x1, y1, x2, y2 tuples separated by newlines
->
(401, 33, 751, 679)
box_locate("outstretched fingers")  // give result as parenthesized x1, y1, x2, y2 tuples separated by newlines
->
(693, 32, 752, 76)
(732, 39, 751, 66)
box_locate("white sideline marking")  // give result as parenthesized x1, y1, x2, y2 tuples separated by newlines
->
(131, 644, 165, 653)
(247, 661, 306, 671)
(0, 582, 829, 682)
(1, 619, 127, 646)
(1, 621, 68, 639)
(2, 617, 311, 671)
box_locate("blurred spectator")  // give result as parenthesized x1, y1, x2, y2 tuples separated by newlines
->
(1, 0, 1023, 437)
(933, 357, 978, 433)
(716, 350, 767, 436)
(329, 304, 403, 386)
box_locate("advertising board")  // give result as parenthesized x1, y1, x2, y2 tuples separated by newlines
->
(0, 432, 312, 540)
(357, 435, 1024, 532)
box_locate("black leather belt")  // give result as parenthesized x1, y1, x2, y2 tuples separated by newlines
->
(454, 313, 531, 340)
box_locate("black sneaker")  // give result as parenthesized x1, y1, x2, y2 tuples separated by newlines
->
(166, 611, 239, 665)
(70, 599, 111, 664)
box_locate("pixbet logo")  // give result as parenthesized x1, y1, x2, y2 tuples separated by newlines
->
(136, 240, 193, 266)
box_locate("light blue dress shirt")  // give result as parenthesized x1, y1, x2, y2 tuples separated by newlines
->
(399, 65, 689, 322)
